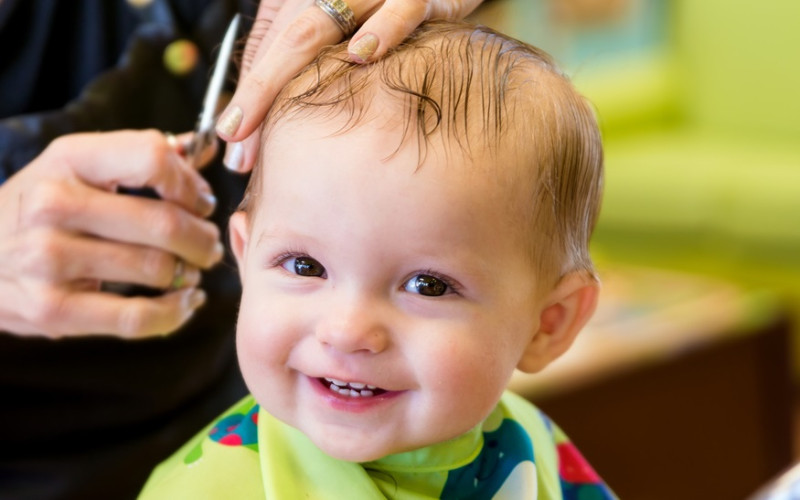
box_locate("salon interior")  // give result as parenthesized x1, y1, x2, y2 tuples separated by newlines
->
(472, 0, 800, 498)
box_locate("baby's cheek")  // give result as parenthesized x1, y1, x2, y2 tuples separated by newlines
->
(236, 315, 292, 411)
(236, 298, 285, 369)
(418, 348, 504, 443)
(236, 320, 268, 380)
(427, 340, 506, 408)
(238, 321, 282, 361)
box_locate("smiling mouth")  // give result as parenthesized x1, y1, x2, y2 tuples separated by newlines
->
(320, 377, 387, 398)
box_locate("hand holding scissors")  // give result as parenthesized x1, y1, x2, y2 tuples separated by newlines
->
(0, 18, 242, 339)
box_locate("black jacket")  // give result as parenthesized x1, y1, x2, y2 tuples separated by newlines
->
(0, 1, 254, 498)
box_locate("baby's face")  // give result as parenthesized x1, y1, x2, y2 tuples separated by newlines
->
(231, 113, 544, 462)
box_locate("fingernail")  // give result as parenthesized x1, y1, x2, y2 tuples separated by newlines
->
(196, 191, 217, 216)
(224, 141, 244, 172)
(183, 266, 202, 287)
(216, 106, 243, 137)
(349, 33, 378, 63)
(212, 242, 225, 263)
(187, 288, 207, 309)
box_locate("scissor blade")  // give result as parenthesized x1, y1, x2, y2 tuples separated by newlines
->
(197, 14, 241, 134)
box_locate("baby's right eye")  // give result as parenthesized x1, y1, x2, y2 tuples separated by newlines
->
(403, 274, 450, 297)
(281, 255, 327, 278)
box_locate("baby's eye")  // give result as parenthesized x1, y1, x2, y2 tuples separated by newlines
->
(281, 255, 326, 278)
(403, 274, 449, 297)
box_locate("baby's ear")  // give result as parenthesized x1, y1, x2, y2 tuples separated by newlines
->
(228, 211, 250, 279)
(516, 271, 599, 374)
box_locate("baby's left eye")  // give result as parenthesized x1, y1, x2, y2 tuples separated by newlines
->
(403, 274, 449, 297)
(281, 255, 326, 278)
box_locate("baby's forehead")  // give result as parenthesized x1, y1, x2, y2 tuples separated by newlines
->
(258, 119, 533, 233)
(263, 81, 550, 187)
(261, 110, 536, 219)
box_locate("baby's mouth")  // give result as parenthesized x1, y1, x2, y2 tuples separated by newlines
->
(321, 377, 387, 398)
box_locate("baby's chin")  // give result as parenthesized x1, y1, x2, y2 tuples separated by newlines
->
(307, 431, 404, 463)
(298, 416, 482, 463)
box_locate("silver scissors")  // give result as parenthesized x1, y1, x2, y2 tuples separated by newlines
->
(186, 14, 241, 168)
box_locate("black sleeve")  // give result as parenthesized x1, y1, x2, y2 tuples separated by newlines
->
(0, 1, 254, 499)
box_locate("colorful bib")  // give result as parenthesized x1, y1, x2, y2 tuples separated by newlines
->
(140, 391, 615, 499)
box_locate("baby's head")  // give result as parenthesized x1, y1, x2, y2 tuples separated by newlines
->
(229, 20, 603, 462)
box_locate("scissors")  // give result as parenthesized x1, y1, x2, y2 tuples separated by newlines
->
(186, 14, 241, 168)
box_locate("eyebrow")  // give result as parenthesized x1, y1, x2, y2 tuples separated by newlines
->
(254, 230, 285, 249)
(253, 226, 323, 251)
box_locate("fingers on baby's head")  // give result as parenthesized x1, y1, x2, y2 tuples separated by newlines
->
(265, 21, 570, 150)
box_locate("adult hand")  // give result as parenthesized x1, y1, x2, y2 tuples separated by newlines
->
(217, 0, 484, 173)
(0, 130, 223, 339)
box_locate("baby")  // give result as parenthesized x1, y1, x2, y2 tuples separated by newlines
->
(141, 20, 614, 499)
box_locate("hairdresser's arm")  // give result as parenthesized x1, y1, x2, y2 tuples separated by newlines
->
(218, 0, 485, 172)
(0, 130, 222, 339)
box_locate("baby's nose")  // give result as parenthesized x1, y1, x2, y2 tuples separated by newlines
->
(314, 299, 390, 354)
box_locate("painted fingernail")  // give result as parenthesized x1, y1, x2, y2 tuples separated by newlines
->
(224, 141, 244, 172)
(196, 191, 217, 216)
(187, 288, 206, 309)
(349, 33, 378, 63)
(216, 106, 243, 137)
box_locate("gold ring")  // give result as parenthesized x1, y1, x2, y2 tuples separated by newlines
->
(314, 0, 357, 37)
(170, 258, 185, 289)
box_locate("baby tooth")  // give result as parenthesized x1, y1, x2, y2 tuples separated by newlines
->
(367, 385, 377, 390)
(331, 379, 347, 387)
(349, 389, 360, 397)
(360, 390, 374, 397)
(349, 382, 365, 389)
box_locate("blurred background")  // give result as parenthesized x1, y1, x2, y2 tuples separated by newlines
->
(470, 0, 800, 498)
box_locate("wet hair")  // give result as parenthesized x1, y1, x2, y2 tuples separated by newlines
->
(240, 20, 603, 288)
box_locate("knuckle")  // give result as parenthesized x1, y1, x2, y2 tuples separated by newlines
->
(280, 14, 327, 50)
(421, 0, 440, 18)
(24, 182, 71, 225)
(21, 230, 62, 278)
(27, 288, 66, 331)
(44, 134, 79, 160)
(141, 249, 174, 286)
(244, 72, 271, 96)
(147, 206, 185, 240)
(117, 301, 148, 338)
(384, 3, 424, 31)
